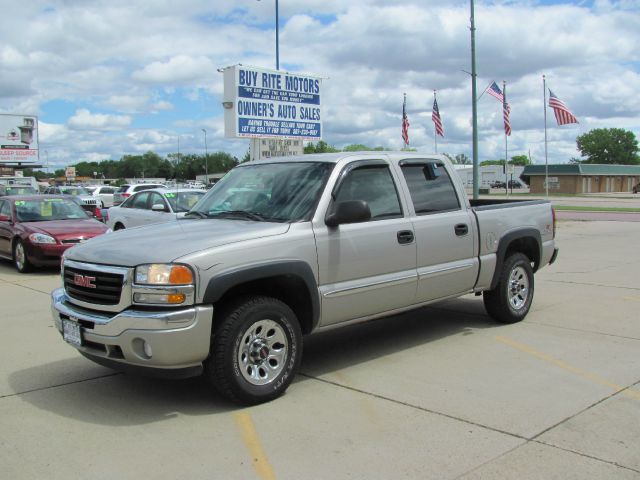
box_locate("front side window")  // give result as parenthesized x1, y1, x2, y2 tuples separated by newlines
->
(130, 192, 151, 209)
(165, 191, 206, 213)
(332, 165, 402, 221)
(0, 200, 11, 219)
(401, 162, 460, 214)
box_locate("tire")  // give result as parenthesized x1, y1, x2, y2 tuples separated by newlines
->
(13, 239, 32, 273)
(484, 253, 534, 324)
(114, 223, 125, 230)
(205, 296, 302, 405)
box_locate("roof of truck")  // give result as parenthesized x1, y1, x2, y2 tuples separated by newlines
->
(240, 151, 447, 165)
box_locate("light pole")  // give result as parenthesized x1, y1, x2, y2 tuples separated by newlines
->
(202, 128, 208, 183)
(470, 0, 479, 200)
(258, 0, 279, 70)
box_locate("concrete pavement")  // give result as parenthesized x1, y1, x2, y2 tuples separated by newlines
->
(1, 220, 639, 479)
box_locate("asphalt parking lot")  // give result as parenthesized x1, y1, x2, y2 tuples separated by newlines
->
(1, 219, 639, 479)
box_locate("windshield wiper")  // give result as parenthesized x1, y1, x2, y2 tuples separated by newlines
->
(183, 211, 208, 218)
(207, 210, 266, 221)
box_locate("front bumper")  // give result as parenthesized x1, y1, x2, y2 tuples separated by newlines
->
(51, 288, 213, 377)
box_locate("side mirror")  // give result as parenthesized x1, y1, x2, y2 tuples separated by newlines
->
(325, 200, 371, 228)
(0, 214, 10, 222)
(151, 203, 167, 212)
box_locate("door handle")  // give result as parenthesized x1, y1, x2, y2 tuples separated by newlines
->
(454, 224, 469, 236)
(397, 230, 414, 244)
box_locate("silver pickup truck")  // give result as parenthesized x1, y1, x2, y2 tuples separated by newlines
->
(51, 152, 558, 404)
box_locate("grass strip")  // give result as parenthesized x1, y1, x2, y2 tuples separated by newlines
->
(554, 205, 640, 213)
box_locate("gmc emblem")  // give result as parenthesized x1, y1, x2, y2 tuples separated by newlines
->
(73, 274, 97, 289)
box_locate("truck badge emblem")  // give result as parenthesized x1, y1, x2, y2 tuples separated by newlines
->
(74, 274, 96, 289)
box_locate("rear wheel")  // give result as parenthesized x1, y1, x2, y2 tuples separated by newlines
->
(13, 240, 32, 273)
(205, 296, 302, 405)
(484, 253, 534, 324)
(114, 223, 125, 230)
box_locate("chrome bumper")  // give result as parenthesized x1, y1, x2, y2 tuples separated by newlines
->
(51, 288, 213, 374)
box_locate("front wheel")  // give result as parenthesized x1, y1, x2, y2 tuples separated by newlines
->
(484, 253, 534, 324)
(205, 296, 302, 405)
(13, 240, 32, 273)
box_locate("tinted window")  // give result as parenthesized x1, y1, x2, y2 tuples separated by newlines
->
(130, 192, 151, 209)
(133, 184, 161, 192)
(117, 185, 130, 193)
(401, 163, 460, 214)
(100, 187, 116, 194)
(333, 165, 402, 220)
(0, 200, 10, 219)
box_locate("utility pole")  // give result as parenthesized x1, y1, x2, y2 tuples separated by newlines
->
(470, 0, 479, 200)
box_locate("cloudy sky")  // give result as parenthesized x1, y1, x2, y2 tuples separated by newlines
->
(1, 0, 639, 170)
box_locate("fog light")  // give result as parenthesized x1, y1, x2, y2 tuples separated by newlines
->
(143, 341, 153, 358)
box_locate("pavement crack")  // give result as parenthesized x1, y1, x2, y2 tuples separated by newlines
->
(545, 279, 640, 291)
(297, 372, 527, 441)
(527, 321, 640, 342)
(0, 372, 122, 399)
(531, 441, 640, 475)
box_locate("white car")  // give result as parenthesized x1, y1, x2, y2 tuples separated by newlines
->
(88, 185, 117, 207)
(112, 183, 165, 205)
(106, 188, 206, 230)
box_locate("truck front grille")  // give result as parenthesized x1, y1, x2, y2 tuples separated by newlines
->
(64, 266, 124, 305)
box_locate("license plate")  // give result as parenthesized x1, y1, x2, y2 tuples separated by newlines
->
(62, 319, 82, 347)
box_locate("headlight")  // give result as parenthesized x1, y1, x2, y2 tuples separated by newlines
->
(135, 264, 194, 285)
(29, 233, 56, 244)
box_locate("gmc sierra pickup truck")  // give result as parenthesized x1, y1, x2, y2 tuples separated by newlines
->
(52, 152, 558, 404)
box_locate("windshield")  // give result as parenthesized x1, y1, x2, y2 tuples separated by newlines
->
(60, 186, 91, 196)
(15, 198, 89, 222)
(164, 191, 206, 212)
(190, 162, 334, 222)
(4, 186, 37, 195)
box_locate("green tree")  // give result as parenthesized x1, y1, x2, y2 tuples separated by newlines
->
(576, 128, 639, 165)
(509, 155, 530, 166)
(304, 141, 339, 154)
(480, 159, 506, 167)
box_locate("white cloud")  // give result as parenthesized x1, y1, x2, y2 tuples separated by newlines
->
(68, 109, 132, 130)
(132, 55, 217, 84)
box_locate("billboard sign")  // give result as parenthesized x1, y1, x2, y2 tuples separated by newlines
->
(65, 167, 76, 181)
(0, 114, 39, 164)
(222, 65, 322, 140)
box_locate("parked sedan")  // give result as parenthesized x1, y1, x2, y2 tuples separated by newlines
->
(106, 188, 206, 230)
(0, 196, 109, 272)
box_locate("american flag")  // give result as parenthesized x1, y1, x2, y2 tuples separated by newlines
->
(503, 102, 512, 136)
(548, 89, 578, 125)
(486, 81, 504, 102)
(432, 97, 444, 137)
(402, 95, 410, 145)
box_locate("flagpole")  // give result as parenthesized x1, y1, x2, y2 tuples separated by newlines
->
(470, 0, 479, 200)
(503, 81, 508, 196)
(434, 91, 438, 154)
(543, 75, 549, 197)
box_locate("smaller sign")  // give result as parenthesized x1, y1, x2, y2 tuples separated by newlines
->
(65, 166, 76, 181)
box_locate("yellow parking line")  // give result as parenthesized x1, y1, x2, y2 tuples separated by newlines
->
(495, 336, 640, 401)
(234, 412, 277, 480)
(622, 296, 640, 302)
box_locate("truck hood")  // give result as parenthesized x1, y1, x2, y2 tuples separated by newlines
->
(65, 219, 291, 266)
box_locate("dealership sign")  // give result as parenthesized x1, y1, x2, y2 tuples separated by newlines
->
(0, 114, 39, 164)
(222, 65, 322, 140)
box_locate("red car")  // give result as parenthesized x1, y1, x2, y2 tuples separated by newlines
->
(0, 195, 110, 273)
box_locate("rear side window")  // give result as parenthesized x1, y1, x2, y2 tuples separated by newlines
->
(133, 184, 161, 192)
(117, 185, 130, 193)
(401, 163, 460, 214)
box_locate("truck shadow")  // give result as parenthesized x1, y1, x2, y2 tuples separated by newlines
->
(8, 296, 495, 426)
(299, 296, 494, 378)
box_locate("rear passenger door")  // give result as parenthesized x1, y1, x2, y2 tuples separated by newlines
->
(314, 160, 417, 326)
(399, 160, 478, 302)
